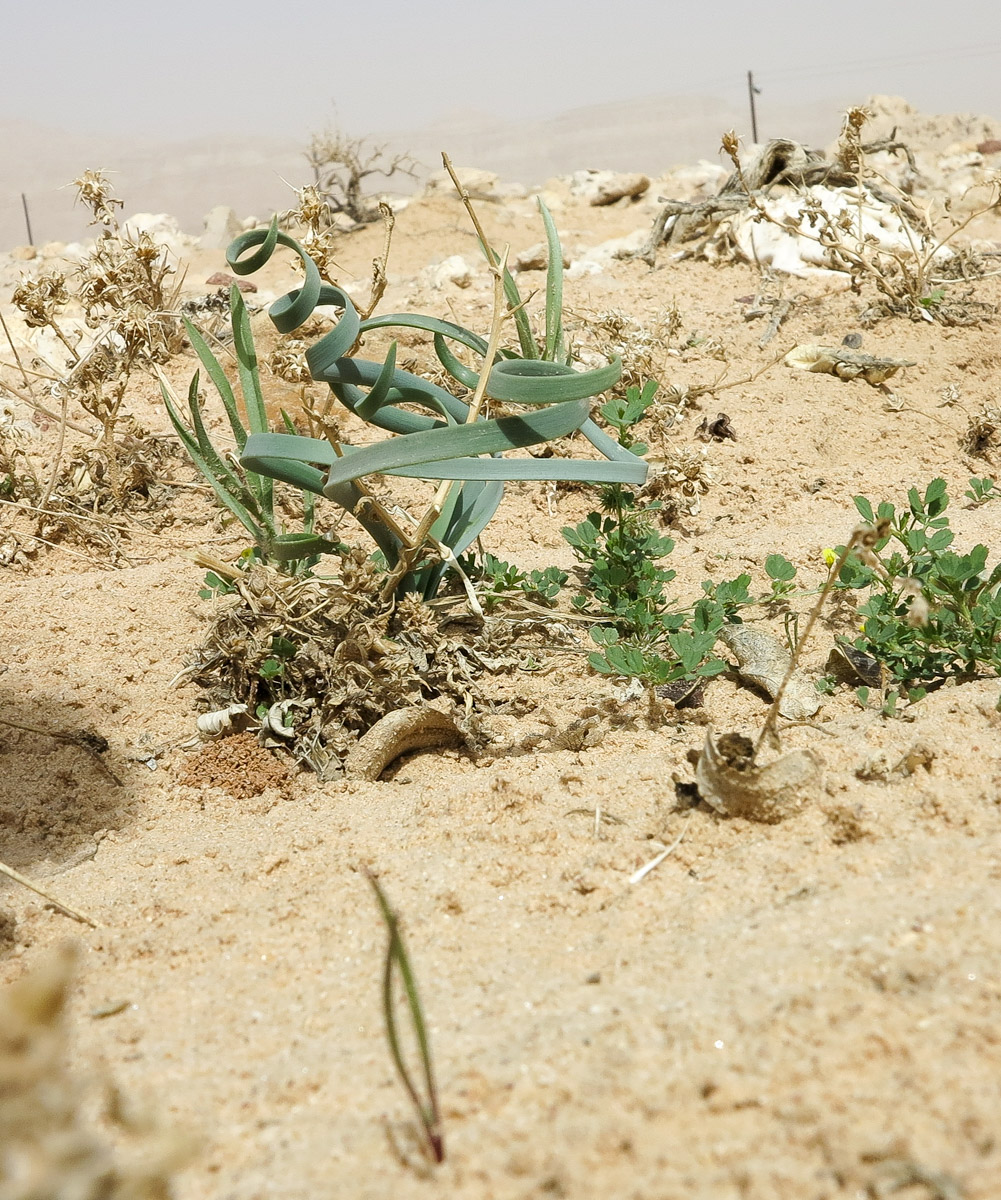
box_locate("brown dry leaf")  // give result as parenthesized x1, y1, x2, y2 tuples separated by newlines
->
(717, 625, 821, 718)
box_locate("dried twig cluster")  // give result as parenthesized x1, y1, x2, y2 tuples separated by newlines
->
(10, 170, 183, 496)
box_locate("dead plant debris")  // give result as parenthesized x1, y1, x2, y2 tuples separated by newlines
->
(182, 555, 517, 779)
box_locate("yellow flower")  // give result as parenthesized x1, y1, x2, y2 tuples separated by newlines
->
(822, 547, 837, 567)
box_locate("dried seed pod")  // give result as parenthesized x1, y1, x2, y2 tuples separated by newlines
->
(695, 728, 822, 823)
(195, 704, 249, 737)
(784, 343, 915, 386)
(717, 625, 821, 719)
(344, 706, 464, 782)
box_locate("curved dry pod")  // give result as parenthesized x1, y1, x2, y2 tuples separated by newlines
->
(196, 704, 249, 737)
(343, 706, 465, 782)
(695, 728, 823, 823)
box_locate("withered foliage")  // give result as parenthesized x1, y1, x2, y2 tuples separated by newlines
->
(267, 335, 313, 383)
(639, 445, 715, 520)
(279, 183, 342, 284)
(570, 306, 681, 397)
(305, 130, 418, 227)
(963, 403, 1001, 461)
(186, 554, 517, 778)
(10, 170, 184, 498)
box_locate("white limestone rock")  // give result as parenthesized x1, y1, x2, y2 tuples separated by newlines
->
(199, 205, 243, 251)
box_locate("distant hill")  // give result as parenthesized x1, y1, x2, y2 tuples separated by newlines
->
(0, 91, 975, 249)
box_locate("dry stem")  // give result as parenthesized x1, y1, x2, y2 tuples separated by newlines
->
(0, 860, 98, 927)
(752, 532, 864, 760)
(359, 202, 396, 322)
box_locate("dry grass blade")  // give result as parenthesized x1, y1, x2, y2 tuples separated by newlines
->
(0, 861, 98, 927)
(629, 816, 691, 884)
(365, 870, 444, 1164)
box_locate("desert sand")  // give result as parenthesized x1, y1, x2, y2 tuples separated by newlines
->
(2, 96, 1001, 1199)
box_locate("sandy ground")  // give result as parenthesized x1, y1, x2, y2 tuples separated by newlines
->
(3, 122, 1001, 1198)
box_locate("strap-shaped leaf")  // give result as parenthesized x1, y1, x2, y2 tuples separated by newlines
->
(242, 402, 647, 486)
(487, 355, 622, 404)
(355, 341, 401, 421)
(503, 263, 539, 360)
(434, 478, 504, 558)
(229, 286, 272, 516)
(183, 318, 247, 451)
(246, 401, 585, 487)
(433, 332, 479, 390)
(300, 283, 362, 364)
(578, 416, 648, 465)
(538, 197, 566, 364)
(230, 287, 266, 434)
(415, 479, 505, 596)
(161, 380, 267, 544)
(360, 312, 490, 359)
(228, 218, 323, 332)
(184, 372, 262, 524)
(282, 408, 317, 533)
(320, 357, 470, 429)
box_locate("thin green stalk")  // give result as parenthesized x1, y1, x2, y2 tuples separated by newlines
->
(365, 871, 444, 1164)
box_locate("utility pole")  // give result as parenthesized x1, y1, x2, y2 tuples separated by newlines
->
(747, 71, 761, 144)
(21, 193, 34, 245)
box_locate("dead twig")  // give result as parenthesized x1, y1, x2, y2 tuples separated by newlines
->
(629, 816, 691, 884)
(0, 859, 99, 927)
(0, 715, 122, 786)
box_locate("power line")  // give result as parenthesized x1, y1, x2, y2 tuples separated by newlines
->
(692, 41, 1001, 97)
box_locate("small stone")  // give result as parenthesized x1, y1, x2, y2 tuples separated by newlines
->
(10, 245, 36, 261)
(424, 255, 473, 290)
(569, 170, 650, 206)
(205, 272, 257, 293)
(977, 139, 1001, 156)
(424, 167, 499, 197)
(513, 242, 571, 272)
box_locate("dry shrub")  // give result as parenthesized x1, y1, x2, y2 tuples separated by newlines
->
(185, 554, 515, 778)
(10, 170, 184, 498)
(305, 130, 418, 227)
(640, 445, 715, 519)
(278, 183, 342, 284)
(267, 335, 313, 383)
(570, 306, 682, 396)
(963, 403, 1001, 460)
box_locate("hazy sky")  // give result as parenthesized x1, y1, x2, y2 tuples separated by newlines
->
(4, 0, 1000, 140)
